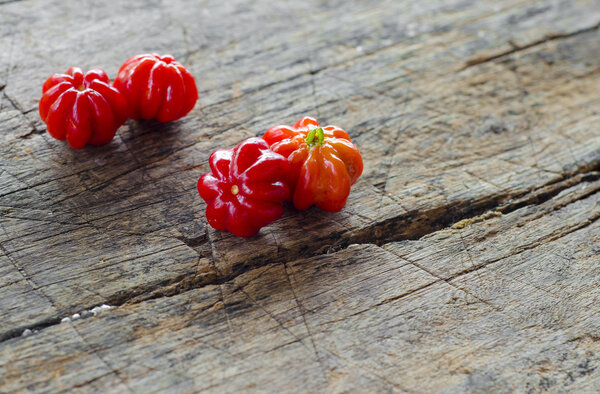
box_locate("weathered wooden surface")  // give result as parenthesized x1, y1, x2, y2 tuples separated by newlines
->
(1, 0, 600, 392)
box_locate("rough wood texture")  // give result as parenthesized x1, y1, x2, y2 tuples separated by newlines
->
(1, 0, 600, 392)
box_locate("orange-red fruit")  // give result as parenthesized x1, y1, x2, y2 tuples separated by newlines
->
(39, 67, 127, 149)
(263, 116, 363, 212)
(113, 54, 198, 122)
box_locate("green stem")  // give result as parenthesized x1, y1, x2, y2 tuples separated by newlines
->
(305, 127, 324, 147)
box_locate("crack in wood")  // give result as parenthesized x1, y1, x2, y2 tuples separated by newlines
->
(460, 22, 600, 70)
(2, 159, 600, 344)
(2, 91, 41, 139)
(567, 334, 600, 343)
(0, 316, 60, 343)
(0, 0, 28, 5)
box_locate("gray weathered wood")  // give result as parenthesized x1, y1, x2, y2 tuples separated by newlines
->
(2, 179, 600, 392)
(1, 0, 600, 391)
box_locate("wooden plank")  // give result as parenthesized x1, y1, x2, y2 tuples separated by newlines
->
(1, 1, 599, 334)
(1, 180, 599, 392)
(1, 0, 600, 390)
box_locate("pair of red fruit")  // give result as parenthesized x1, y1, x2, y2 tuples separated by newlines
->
(39, 54, 363, 238)
(39, 54, 198, 149)
(199, 116, 363, 237)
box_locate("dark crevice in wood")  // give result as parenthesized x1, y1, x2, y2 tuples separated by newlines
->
(350, 170, 600, 250)
(104, 260, 217, 306)
(0, 0, 26, 6)
(17, 128, 44, 139)
(567, 334, 600, 343)
(67, 372, 119, 391)
(461, 22, 600, 70)
(2, 91, 42, 139)
(2, 162, 600, 345)
(175, 234, 208, 248)
(0, 316, 60, 343)
(0, 271, 215, 344)
(3, 91, 27, 115)
(157, 161, 600, 303)
(498, 171, 600, 215)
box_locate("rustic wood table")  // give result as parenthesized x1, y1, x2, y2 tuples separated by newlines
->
(1, 0, 600, 392)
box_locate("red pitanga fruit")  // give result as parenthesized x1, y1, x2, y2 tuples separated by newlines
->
(263, 116, 363, 212)
(39, 67, 127, 149)
(113, 53, 198, 122)
(197, 137, 291, 238)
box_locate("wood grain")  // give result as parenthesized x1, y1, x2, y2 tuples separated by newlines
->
(2, 179, 600, 392)
(1, 0, 600, 391)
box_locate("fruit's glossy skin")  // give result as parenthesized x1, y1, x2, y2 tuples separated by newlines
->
(198, 137, 291, 238)
(39, 67, 127, 149)
(113, 54, 198, 122)
(263, 116, 363, 212)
